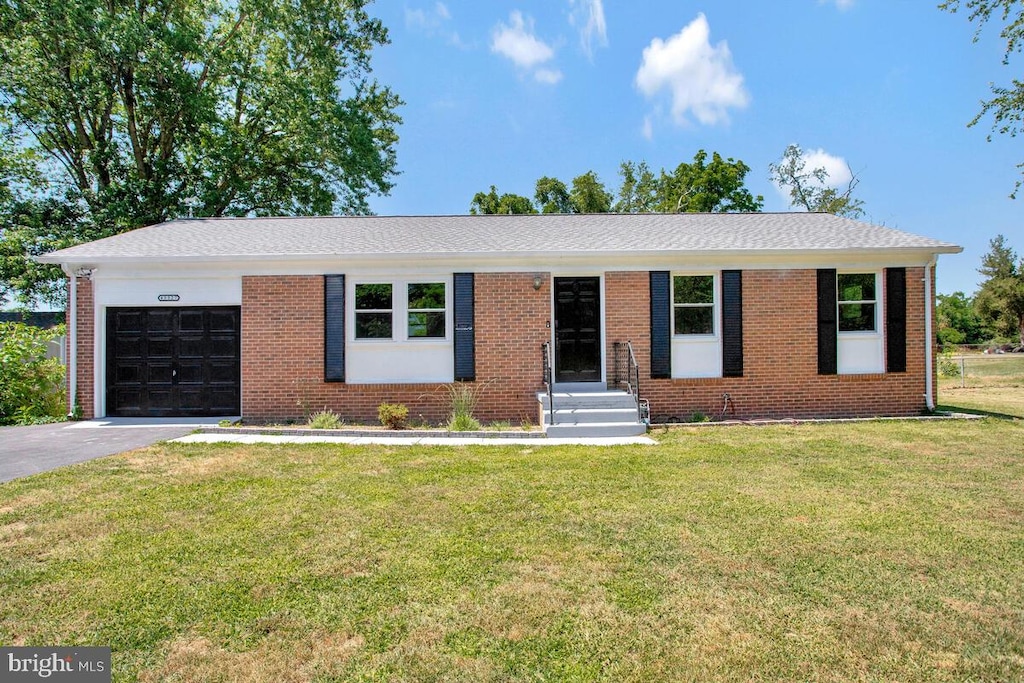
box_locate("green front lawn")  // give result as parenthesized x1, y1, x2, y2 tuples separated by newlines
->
(1, 420, 1023, 681)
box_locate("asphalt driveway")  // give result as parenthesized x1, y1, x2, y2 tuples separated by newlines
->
(0, 418, 227, 483)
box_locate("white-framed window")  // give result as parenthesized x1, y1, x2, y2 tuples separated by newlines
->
(837, 273, 878, 333)
(836, 271, 883, 374)
(352, 280, 448, 342)
(407, 282, 446, 339)
(670, 272, 722, 378)
(354, 283, 394, 339)
(673, 274, 716, 336)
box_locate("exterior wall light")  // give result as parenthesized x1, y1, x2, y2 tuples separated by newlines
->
(533, 274, 543, 291)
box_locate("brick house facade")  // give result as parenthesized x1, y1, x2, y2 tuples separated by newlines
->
(46, 214, 958, 424)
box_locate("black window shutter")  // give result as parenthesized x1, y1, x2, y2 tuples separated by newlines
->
(722, 270, 743, 377)
(453, 273, 475, 381)
(324, 274, 345, 382)
(886, 267, 907, 373)
(817, 269, 838, 375)
(650, 271, 671, 379)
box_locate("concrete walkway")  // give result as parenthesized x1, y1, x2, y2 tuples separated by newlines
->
(174, 433, 657, 447)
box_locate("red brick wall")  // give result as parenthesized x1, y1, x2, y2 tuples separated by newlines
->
(473, 272, 550, 422)
(69, 277, 95, 419)
(240, 269, 932, 424)
(241, 273, 551, 425)
(605, 268, 931, 420)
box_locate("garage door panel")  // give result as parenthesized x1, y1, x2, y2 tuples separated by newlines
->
(177, 363, 204, 384)
(115, 336, 144, 359)
(209, 310, 238, 332)
(209, 361, 238, 384)
(209, 336, 238, 358)
(148, 337, 174, 358)
(179, 310, 205, 333)
(107, 307, 241, 417)
(148, 310, 174, 333)
(179, 336, 206, 358)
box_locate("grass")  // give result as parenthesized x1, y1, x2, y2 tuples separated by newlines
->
(1, 421, 1023, 681)
(938, 352, 1024, 418)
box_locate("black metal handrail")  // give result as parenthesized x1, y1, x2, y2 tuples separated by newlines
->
(541, 341, 555, 426)
(614, 340, 647, 424)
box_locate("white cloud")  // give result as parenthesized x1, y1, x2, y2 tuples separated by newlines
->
(821, 0, 855, 10)
(771, 146, 854, 206)
(406, 3, 467, 48)
(491, 11, 555, 69)
(641, 116, 653, 141)
(568, 0, 608, 58)
(491, 11, 561, 85)
(635, 14, 749, 128)
(802, 148, 853, 188)
(535, 68, 564, 85)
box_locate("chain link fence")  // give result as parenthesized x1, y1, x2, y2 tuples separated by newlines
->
(938, 345, 1024, 388)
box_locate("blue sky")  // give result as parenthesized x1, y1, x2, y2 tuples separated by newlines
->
(366, 1, 1024, 295)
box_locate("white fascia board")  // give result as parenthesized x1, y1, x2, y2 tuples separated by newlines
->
(44, 246, 961, 277)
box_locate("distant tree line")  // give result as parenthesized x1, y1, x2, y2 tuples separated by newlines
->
(938, 234, 1024, 347)
(470, 150, 764, 216)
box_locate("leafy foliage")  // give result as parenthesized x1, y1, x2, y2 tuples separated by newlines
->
(0, 0, 402, 304)
(377, 402, 408, 429)
(937, 291, 989, 345)
(472, 151, 762, 216)
(308, 409, 343, 430)
(941, 0, 1024, 195)
(974, 234, 1024, 343)
(769, 144, 864, 218)
(469, 185, 537, 215)
(0, 322, 66, 424)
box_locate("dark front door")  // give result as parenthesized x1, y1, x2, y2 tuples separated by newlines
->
(106, 307, 241, 417)
(554, 277, 602, 383)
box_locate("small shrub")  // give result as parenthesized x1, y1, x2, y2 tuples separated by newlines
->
(0, 322, 66, 425)
(938, 349, 961, 378)
(442, 381, 485, 432)
(378, 403, 409, 430)
(489, 420, 512, 432)
(449, 412, 482, 432)
(688, 411, 711, 423)
(309, 409, 343, 429)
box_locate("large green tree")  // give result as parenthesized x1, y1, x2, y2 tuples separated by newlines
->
(941, 0, 1024, 195)
(569, 171, 613, 214)
(0, 0, 401, 305)
(613, 160, 658, 213)
(975, 234, 1024, 343)
(936, 291, 988, 345)
(769, 144, 864, 218)
(654, 150, 763, 213)
(468, 185, 536, 215)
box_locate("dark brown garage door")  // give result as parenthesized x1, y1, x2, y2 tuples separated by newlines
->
(106, 307, 241, 417)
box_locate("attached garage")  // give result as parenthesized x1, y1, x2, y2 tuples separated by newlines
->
(106, 307, 241, 417)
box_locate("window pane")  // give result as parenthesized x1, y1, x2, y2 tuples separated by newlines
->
(838, 303, 875, 332)
(355, 283, 392, 310)
(674, 275, 714, 304)
(838, 273, 875, 302)
(674, 306, 714, 335)
(355, 312, 392, 339)
(408, 311, 445, 338)
(408, 282, 445, 310)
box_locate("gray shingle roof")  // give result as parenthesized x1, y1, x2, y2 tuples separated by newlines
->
(38, 213, 961, 264)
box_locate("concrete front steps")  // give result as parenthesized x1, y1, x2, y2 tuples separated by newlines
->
(538, 389, 648, 437)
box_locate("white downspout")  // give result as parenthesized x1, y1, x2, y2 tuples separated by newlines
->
(924, 259, 936, 411)
(67, 267, 77, 418)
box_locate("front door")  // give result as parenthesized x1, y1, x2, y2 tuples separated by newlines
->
(554, 277, 601, 383)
